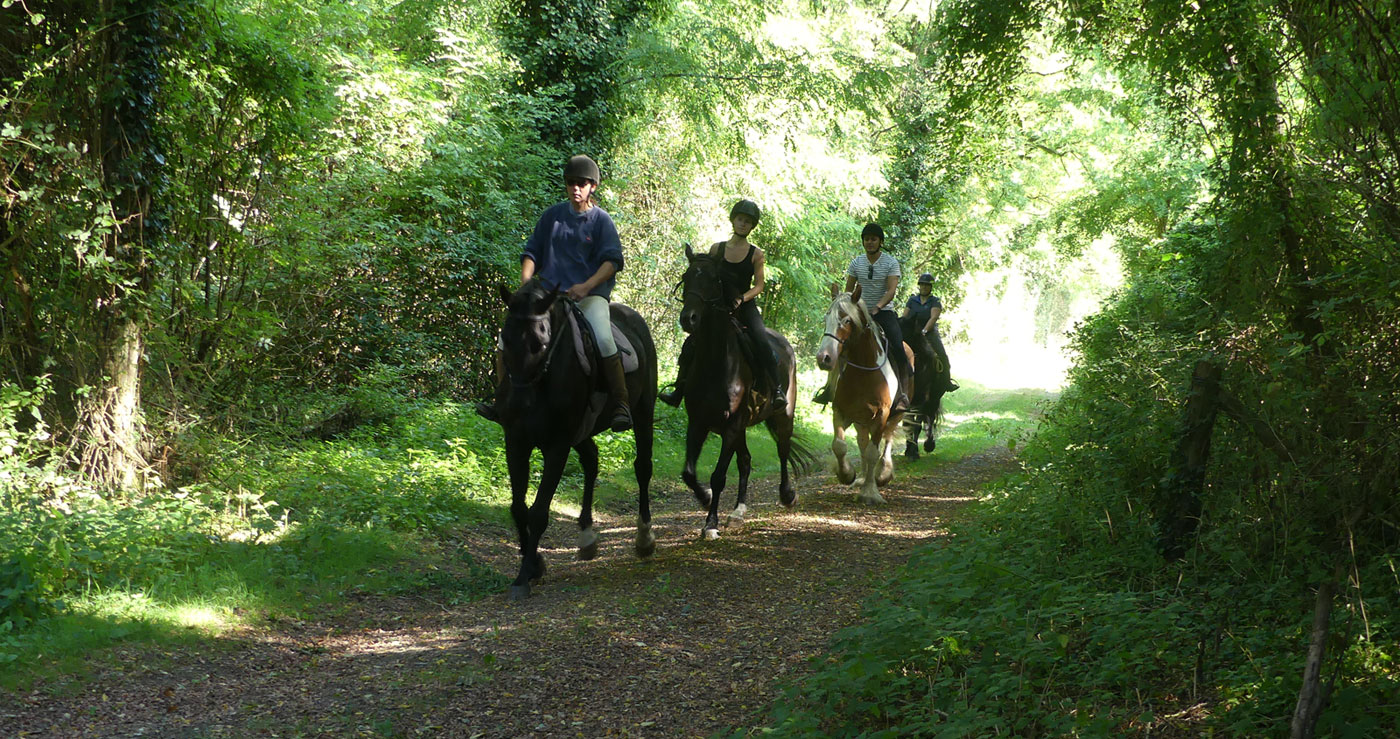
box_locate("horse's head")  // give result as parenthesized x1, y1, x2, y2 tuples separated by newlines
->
(816, 289, 870, 371)
(498, 278, 559, 384)
(677, 243, 726, 333)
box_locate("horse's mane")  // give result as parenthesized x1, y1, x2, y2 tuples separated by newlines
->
(835, 291, 874, 330)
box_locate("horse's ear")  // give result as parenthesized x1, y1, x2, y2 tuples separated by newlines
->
(829, 281, 840, 299)
(850, 283, 863, 304)
(537, 288, 558, 313)
(498, 284, 513, 306)
(684, 242, 695, 261)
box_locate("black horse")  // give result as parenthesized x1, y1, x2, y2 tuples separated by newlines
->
(494, 279, 657, 600)
(898, 314, 949, 459)
(675, 246, 814, 539)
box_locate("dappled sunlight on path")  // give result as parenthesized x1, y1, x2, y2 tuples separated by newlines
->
(5, 447, 1017, 738)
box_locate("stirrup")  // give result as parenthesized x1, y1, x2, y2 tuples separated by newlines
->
(812, 386, 832, 405)
(609, 407, 633, 432)
(946, 379, 960, 393)
(658, 385, 684, 407)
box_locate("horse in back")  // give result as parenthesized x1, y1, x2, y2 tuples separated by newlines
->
(815, 285, 912, 504)
(897, 315, 949, 459)
(495, 278, 657, 599)
(675, 246, 813, 539)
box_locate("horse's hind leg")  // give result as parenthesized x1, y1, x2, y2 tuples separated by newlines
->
(903, 410, 922, 460)
(857, 427, 885, 504)
(632, 407, 656, 559)
(727, 433, 751, 528)
(574, 438, 600, 561)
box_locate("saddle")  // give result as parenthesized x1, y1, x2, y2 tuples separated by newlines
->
(563, 302, 640, 376)
(561, 301, 639, 443)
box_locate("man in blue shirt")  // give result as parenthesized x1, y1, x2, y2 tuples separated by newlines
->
(477, 155, 633, 431)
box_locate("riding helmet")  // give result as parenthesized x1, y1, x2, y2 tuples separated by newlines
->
(730, 199, 762, 222)
(564, 155, 601, 184)
(918, 272, 934, 284)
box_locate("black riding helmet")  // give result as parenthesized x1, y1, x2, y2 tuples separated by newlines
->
(730, 199, 761, 222)
(918, 272, 934, 284)
(564, 155, 600, 184)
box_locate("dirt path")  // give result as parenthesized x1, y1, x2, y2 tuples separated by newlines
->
(5, 447, 1014, 738)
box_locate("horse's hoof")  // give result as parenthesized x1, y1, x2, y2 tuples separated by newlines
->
(835, 466, 856, 485)
(702, 527, 720, 541)
(636, 532, 656, 559)
(693, 485, 713, 508)
(779, 487, 797, 508)
(725, 503, 747, 528)
(577, 528, 599, 561)
(508, 584, 531, 601)
(904, 441, 919, 460)
(924, 437, 937, 452)
(859, 492, 886, 505)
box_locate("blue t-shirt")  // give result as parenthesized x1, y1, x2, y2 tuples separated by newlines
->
(905, 293, 943, 327)
(521, 202, 624, 299)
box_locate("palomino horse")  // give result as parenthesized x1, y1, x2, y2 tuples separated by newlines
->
(815, 285, 913, 504)
(897, 314, 949, 459)
(494, 279, 657, 599)
(675, 246, 814, 539)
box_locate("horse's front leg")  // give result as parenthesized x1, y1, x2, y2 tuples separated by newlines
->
(574, 438, 600, 561)
(857, 425, 885, 505)
(512, 442, 571, 600)
(506, 439, 541, 601)
(682, 418, 711, 508)
(877, 422, 897, 487)
(703, 428, 740, 540)
(766, 411, 798, 508)
(727, 431, 751, 528)
(832, 409, 856, 485)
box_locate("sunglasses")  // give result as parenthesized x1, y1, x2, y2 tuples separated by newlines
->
(868, 265, 875, 280)
(565, 177, 592, 188)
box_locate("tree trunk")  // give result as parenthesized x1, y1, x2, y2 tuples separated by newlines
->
(1156, 360, 1222, 560)
(69, 0, 165, 492)
(1291, 573, 1340, 739)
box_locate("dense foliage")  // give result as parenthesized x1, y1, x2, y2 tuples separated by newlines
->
(3, 0, 1398, 732)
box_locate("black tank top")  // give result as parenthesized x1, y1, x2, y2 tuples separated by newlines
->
(716, 242, 755, 296)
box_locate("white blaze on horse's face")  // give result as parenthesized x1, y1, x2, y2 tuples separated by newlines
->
(816, 295, 856, 371)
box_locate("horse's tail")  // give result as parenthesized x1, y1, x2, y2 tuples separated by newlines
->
(786, 428, 821, 478)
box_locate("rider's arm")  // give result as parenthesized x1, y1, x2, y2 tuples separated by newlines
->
(876, 274, 899, 312)
(922, 305, 942, 334)
(844, 274, 857, 294)
(743, 249, 765, 303)
(567, 260, 619, 301)
(520, 256, 536, 285)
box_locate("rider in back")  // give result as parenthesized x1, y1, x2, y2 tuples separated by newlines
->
(660, 199, 784, 408)
(476, 154, 632, 432)
(902, 272, 959, 394)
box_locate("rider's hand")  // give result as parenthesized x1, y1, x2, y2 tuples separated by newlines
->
(730, 295, 744, 311)
(566, 284, 590, 301)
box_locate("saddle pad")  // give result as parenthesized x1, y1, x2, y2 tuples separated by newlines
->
(565, 305, 640, 375)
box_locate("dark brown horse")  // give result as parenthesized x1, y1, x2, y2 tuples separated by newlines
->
(898, 315, 949, 458)
(494, 279, 657, 599)
(814, 286, 912, 504)
(675, 246, 814, 539)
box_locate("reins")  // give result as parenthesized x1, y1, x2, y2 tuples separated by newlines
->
(506, 302, 571, 389)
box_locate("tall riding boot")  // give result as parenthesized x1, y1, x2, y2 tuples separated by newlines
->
(474, 349, 507, 424)
(603, 353, 634, 432)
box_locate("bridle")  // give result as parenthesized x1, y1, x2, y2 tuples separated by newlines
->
(503, 308, 565, 389)
(824, 297, 889, 373)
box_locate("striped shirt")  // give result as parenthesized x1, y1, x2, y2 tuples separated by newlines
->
(847, 252, 901, 314)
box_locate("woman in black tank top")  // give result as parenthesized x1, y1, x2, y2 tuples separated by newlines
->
(660, 201, 784, 407)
